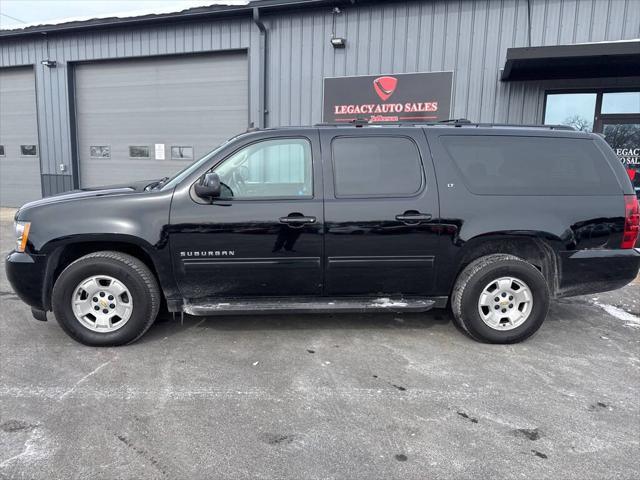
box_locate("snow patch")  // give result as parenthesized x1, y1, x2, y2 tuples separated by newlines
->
(372, 298, 408, 308)
(592, 301, 640, 327)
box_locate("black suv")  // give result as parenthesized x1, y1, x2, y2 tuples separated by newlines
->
(6, 123, 640, 346)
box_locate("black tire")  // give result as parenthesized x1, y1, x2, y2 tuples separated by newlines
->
(451, 254, 549, 344)
(52, 251, 160, 346)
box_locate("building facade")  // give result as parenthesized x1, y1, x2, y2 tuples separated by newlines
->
(0, 0, 638, 206)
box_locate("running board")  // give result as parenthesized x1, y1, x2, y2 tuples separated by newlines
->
(182, 297, 437, 316)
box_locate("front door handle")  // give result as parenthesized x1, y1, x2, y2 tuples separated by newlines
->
(395, 212, 432, 224)
(279, 214, 317, 228)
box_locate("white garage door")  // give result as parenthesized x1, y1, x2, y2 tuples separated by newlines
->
(75, 52, 248, 188)
(0, 67, 41, 207)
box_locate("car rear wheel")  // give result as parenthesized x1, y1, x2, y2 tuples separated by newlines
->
(52, 251, 160, 346)
(451, 254, 549, 343)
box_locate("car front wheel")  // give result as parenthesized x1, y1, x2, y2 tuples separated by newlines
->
(451, 254, 550, 343)
(52, 251, 160, 346)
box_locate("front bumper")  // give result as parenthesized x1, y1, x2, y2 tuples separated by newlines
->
(5, 251, 48, 311)
(558, 248, 640, 297)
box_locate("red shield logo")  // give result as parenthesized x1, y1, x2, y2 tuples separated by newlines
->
(373, 76, 397, 101)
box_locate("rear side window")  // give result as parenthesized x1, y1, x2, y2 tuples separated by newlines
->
(332, 136, 423, 197)
(440, 135, 620, 195)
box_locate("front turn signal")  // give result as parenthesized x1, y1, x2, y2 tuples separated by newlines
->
(15, 221, 31, 252)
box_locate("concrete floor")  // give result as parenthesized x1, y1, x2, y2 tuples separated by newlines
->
(0, 208, 639, 479)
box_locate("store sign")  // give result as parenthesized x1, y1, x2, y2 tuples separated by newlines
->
(616, 147, 640, 166)
(323, 72, 453, 123)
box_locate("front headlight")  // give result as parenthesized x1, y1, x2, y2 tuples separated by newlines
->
(15, 221, 31, 252)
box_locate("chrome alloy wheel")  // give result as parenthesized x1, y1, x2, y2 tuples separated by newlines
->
(477, 276, 533, 331)
(71, 275, 133, 332)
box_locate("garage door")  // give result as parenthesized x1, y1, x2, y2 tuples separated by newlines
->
(75, 52, 248, 188)
(0, 67, 41, 207)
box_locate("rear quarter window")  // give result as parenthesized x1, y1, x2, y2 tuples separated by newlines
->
(440, 135, 621, 196)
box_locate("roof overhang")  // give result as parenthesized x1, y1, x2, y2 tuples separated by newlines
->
(501, 40, 640, 81)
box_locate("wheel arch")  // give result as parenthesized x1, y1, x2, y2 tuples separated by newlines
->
(42, 237, 165, 311)
(450, 233, 561, 298)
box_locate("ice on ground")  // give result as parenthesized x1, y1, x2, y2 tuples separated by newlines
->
(592, 301, 640, 327)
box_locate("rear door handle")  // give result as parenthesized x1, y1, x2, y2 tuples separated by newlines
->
(395, 212, 432, 224)
(279, 214, 317, 228)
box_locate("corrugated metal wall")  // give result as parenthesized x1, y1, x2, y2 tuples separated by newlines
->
(0, 0, 638, 197)
(0, 17, 258, 196)
(263, 0, 640, 127)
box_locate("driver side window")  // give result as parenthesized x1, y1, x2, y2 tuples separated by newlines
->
(213, 138, 313, 199)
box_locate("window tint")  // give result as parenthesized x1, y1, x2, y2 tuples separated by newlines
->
(171, 146, 193, 160)
(213, 138, 312, 199)
(331, 136, 423, 197)
(440, 135, 620, 196)
(20, 145, 37, 156)
(129, 146, 149, 158)
(90, 145, 110, 158)
(0, 145, 4, 156)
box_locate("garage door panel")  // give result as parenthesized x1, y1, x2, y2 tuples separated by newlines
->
(76, 53, 248, 188)
(0, 67, 41, 207)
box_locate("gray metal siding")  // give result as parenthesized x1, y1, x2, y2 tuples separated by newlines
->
(0, 67, 41, 206)
(75, 52, 249, 187)
(263, 0, 640, 127)
(0, 0, 638, 197)
(0, 17, 257, 196)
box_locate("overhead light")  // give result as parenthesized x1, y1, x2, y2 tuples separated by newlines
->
(41, 59, 56, 68)
(330, 37, 346, 49)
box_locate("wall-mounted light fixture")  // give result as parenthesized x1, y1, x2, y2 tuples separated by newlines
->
(330, 37, 346, 48)
(330, 7, 346, 49)
(41, 59, 57, 68)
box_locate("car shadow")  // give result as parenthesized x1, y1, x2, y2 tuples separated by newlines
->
(138, 309, 454, 343)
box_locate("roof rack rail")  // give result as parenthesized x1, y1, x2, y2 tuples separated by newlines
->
(313, 120, 576, 131)
(437, 118, 472, 125)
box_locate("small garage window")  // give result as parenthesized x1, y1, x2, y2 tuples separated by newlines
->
(90, 145, 111, 158)
(20, 145, 37, 156)
(129, 146, 150, 158)
(171, 146, 194, 160)
(0, 145, 5, 156)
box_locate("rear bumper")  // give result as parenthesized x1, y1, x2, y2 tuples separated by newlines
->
(558, 248, 640, 297)
(5, 251, 48, 311)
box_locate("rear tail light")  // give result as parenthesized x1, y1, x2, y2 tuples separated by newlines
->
(622, 195, 639, 249)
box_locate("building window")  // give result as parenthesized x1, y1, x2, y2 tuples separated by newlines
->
(20, 145, 37, 156)
(331, 136, 423, 198)
(543, 93, 597, 131)
(171, 146, 194, 160)
(601, 92, 640, 114)
(0, 145, 5, 156)
(129, 146, 150, 158)
(90, 145, 111, 158)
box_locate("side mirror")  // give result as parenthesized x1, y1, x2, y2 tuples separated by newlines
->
(194, 172, 221, 201)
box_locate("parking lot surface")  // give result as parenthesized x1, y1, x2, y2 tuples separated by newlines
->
(1, 208, 639, 480)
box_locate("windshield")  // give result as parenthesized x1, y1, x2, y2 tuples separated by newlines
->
(158, 138, 236, 191)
